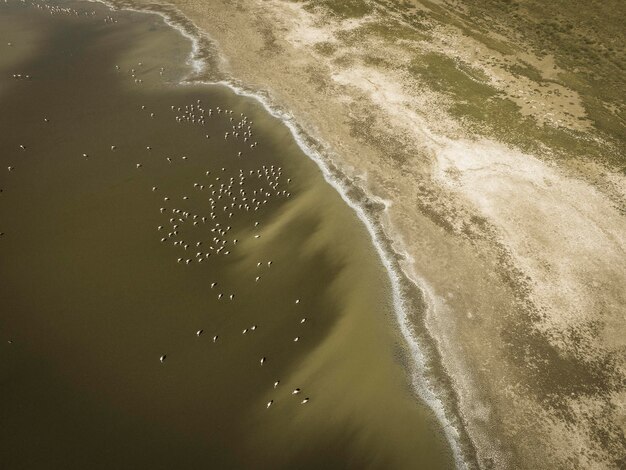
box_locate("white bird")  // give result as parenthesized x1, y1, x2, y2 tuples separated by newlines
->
(196, 329, 203, 336)
(301, 398, 309, 404)
(159, 355, 166, 363)
(292, 389, 301, 395)
(266, 400, 273, 409)
(273, 381, 279, 388)
(260, 357, 266, 366)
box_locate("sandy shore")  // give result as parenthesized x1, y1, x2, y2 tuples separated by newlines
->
(107, 0, 625, 468)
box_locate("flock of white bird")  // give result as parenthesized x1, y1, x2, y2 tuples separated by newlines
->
(145, 99, 309, 408)
(3, 0, 311, 409)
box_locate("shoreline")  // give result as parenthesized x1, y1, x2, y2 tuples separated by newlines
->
(213, 78, 470, 461)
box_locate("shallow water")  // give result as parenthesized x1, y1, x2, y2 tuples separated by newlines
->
(0, 1, 455, 468)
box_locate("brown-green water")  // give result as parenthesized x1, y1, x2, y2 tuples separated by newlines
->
(0, 1, 455, 468)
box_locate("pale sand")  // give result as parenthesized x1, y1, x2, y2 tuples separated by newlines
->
(105, 0, 625, 468)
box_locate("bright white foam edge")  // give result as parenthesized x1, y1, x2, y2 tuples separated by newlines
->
(89, 0, 469, 467)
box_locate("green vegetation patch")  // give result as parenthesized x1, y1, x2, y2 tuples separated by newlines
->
(505, 62, 544, 83)
(407, 52, 620, 167)
(299, 0, 374, 18)
(358, 20, 430, 42)
(408, 52, 498, 101)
